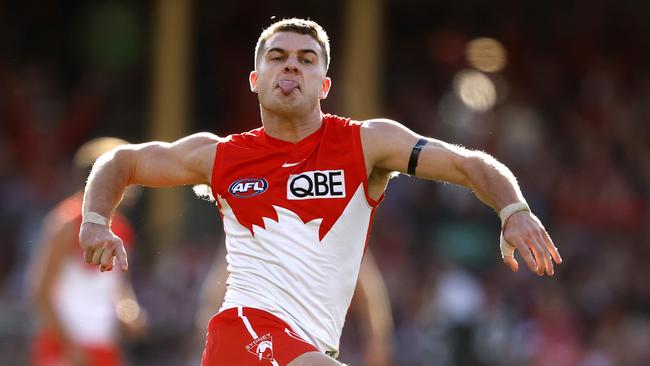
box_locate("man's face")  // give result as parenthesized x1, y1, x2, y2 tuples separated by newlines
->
(250, 32, 331, 117)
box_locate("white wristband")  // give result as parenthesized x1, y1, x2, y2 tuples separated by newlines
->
(499, 202, 530, 229)
(498, 202, 530, 258)
(82, 211, 109, 227)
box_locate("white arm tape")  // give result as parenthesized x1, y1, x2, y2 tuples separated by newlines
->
(499, 201, 530, 228)
(82, 211, 109, 226)
(498, 202, 530, 257)
(500, 232, 515, 258)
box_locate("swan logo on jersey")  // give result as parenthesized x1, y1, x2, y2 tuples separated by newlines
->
(287, 170, 346, 200)
(229, 178, 268, 198)
(245, 333, 274, 361)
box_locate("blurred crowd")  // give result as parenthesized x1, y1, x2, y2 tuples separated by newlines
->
(1, 1, 649, 365)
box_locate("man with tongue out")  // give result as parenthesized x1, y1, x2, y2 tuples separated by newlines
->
(78, 18, 561, 366)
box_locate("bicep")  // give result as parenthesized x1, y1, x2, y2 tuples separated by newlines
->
(362, 119, 470, 185)
(117, 132, 219, 187)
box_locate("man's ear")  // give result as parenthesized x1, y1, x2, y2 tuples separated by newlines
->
(249, 71, 258, 93)
(320, 77, 331, 99)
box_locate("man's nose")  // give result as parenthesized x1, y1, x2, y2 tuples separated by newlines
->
(284, 58, 299, 73)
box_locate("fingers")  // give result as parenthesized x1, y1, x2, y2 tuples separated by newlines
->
(84, 248, 94, 264)
(535, 231, 557, 276)
(541, 229, 562, 264)
(100, 248, 115, 272)
(91, 248, 104, 266)
(525, 237, 549, 276)
(115, 244, 129, 272)
(502, 235, 548, 276)
(516, 241, 538, 274)
(501, 212, 560, 277)
(80, 227, 127, 272)
(509, 237, 557, 277)
(503, 255, 519, 272)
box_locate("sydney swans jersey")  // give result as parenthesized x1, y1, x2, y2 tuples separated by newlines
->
(211, 114, 381, 356)
(46, 193, 134, 346)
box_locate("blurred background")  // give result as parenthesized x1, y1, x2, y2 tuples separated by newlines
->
(1, 0, 649, 365)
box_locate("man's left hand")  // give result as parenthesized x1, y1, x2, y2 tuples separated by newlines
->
(501, 211, 562, 276)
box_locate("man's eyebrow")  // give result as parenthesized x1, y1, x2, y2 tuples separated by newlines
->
(266, 48, 318, 57)
(266, 47, 286, 55)
(297, 49, 318, 57)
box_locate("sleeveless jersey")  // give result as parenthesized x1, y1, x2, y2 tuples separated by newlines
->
(210, 114, 382, 356)
(45, 193, 134, 346)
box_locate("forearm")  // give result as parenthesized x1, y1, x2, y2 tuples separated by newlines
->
(363, 121, 526, 212)
(363, 120, 560, 276)
(82, 148, 133, 221)
(457, 151, 526, 212)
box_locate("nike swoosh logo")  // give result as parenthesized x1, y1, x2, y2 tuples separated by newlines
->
(284, 328, 310, 344)
(281, 161, 303, 168)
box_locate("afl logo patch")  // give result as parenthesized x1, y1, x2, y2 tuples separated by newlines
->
(228, 178, 269, 198)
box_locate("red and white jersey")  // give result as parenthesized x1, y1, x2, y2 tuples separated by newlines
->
(43, 193, 134, 347)
(211, 114, 382, 356)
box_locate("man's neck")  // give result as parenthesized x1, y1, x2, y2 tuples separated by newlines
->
(260, 108, 323, 143)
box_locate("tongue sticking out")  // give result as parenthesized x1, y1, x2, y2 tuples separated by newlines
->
(278, 80, 299, 95)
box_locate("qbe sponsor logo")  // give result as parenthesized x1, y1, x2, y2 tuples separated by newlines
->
(287, 170, 345, 200)
(228, 178, 268, 198)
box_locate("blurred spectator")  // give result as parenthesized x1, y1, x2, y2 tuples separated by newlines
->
(25, 137, 147, 366)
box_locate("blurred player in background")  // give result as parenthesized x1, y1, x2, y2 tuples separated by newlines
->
(26, 137, 147, 366)
(79, 18, 560, 365)
(194, 245, 393, 366)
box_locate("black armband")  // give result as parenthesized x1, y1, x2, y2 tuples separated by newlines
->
(407, 138, 428, 176)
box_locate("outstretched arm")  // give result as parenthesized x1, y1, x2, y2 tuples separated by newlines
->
(79, 132, 220, 272)
(361, 119, 561, 276)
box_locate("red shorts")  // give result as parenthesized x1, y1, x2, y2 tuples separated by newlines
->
(201, 307, 319, 366)
(32, 329, 123, 366)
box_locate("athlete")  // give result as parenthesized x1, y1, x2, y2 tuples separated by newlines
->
(27, 137, 147, 366)
(78, 18, 561, 366)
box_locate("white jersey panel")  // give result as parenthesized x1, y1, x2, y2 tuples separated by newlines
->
(53, 258, 120, 345)
(219, 184, 372, 356)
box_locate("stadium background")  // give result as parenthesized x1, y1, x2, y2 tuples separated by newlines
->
(1, 0, 649, 365)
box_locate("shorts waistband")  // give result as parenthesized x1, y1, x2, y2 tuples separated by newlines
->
(209, 306, 292, 331)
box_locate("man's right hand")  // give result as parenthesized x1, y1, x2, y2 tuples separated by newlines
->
(79, 223, 128, 272)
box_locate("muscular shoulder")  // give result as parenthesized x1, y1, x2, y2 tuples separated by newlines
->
(359, 118, 420, 172)
(114, 132, 222, 186)
(176, 132, 222, 149)
(161, 132, 221, 167)
(178, 132, 222, 183)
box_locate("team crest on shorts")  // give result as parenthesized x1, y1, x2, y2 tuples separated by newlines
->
(245, 333, 274, 361)
(229, 178, 269, 198)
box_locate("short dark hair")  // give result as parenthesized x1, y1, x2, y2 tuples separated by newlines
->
(254, 18, 330, 71)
